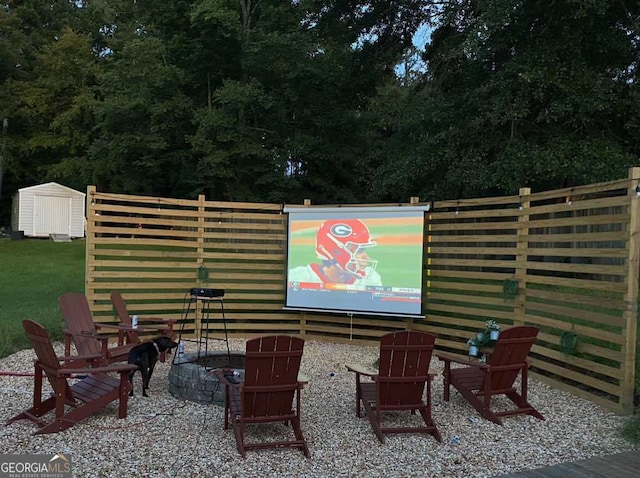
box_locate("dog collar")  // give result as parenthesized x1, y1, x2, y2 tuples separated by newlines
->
(153, 342, 160, 353)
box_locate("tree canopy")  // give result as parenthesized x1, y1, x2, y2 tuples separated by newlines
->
(0, 0, 638, 224)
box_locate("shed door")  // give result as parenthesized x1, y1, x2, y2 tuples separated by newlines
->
(34, 195, 71, 236)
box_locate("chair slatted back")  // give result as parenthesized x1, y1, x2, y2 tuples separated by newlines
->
(486, 325, 538, 390)
(110, 291, 138, 343)
(243, 335, 304, 419)
(377, 331, 436, 407)
(58, 292, 101, 356)
(22, 319, 73, 400)
(110, 291, 130, 325)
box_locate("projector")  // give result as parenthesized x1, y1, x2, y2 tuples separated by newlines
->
(190, 288, 225, 298)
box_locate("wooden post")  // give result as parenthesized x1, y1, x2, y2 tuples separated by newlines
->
(197, 194, 206, 278)
(196, 194, 206, 339)
(85, 186, 97, 300)
(425, 200, 433, 302)
(300, 312, 307, 339)
(299, 199, 311, 337)
(407, 197, 420, 330)
(621, 167, 640, 413)
(514, 187, 531, 327)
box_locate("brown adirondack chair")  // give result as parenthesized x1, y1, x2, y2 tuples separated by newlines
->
(58, 292, 135, 365)
(6, 320, 136, 435)
(110, 290, 175, 362)
(437, 325, 545, 425)
(345, 330, 441, 443)
(215, 335, 310, 458)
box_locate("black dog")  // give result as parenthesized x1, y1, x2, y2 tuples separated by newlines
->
(127, 336, 178, 397)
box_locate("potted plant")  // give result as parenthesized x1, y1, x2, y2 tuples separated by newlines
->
(485, 320, 501, 341)
(467, 338, 479, 357)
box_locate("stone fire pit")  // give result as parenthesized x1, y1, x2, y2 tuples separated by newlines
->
(168, 351, 246, 405)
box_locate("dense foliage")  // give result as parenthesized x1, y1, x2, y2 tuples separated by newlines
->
(0, 0, 638, 223)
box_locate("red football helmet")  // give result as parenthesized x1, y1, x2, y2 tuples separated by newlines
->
(315, 219, 377, 278)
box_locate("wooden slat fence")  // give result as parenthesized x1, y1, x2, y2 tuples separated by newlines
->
(85, 167, 639, 413)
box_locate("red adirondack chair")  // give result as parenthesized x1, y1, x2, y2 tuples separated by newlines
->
(58, 292, 135, 365)
(6, 320, 136, 434)
(215, 335, 310, 458)
(110, 290, 175, 361)
(437, 325, 545, 425)
(345, 330, 441, 443)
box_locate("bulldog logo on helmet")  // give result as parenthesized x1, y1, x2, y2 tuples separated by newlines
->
(315, 219, 377, 278)
(330, 224, 353, 237)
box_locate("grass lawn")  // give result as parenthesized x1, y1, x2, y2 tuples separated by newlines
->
(0, 237, 85, 357)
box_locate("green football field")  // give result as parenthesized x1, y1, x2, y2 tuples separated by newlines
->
(288, 222, 423, 288)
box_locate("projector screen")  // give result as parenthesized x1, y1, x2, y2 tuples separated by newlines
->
(283, 205, 428, 317)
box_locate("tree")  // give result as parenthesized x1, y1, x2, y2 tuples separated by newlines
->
(188, 0, 418, 203)
(417, 0, 640, 198)
(0, 1, 97, 224)
(11, 29, 99, 191)
(90, 36, 196, 197)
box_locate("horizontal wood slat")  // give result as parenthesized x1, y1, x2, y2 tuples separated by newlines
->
(85, 173, 638, 414)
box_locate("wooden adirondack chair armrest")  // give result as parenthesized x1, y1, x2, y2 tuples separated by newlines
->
(59, 363, 137, 376)
(137, 323, 175, 337)
(138, 316, 176, 325)
(137, 324, 173, 333)
(436, 352, 489, 370)
(96, 323, 138, 332)
(66, 328, 107, 339)
(130, 326, 171, 336)
(58, 353, 103, 363)
(63, 328, 93, 337)
(487, 362, 527, 373)
(79, 331, 111, 350)
(65, 329, 112, 351)
(345, 363, 378, 377)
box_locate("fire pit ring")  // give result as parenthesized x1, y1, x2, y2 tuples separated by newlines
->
(168, 351, 246, 405)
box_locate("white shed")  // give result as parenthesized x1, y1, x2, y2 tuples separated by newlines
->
(11, 182, 85, 238)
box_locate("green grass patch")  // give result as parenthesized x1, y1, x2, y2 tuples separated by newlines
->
(0, 238, 85, 357)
